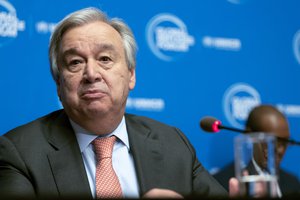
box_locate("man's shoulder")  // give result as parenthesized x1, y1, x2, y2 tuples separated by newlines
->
(125, 113, 176, 130)
(279, 168, 300, 195)
(3, 109, 66, 139)
(279, 168, 300, 183)
(124, 113, 190, 142)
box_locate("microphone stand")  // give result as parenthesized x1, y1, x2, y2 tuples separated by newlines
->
(218, 125, 246, 133)
(219, 124, 300, 146)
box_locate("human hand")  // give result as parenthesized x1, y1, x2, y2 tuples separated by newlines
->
(142, 188, 184, 199)
(229, 177, 240, 197)
(229, 176, 271, 198)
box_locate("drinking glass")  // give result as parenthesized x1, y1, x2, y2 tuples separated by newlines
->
(234, 132, 278, 198)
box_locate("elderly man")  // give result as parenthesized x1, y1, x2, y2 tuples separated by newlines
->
(0, 7, 227, 199)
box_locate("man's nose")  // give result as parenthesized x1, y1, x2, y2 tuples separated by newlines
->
(83, 60, 102, 83)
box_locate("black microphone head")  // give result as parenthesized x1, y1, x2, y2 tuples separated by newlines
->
(200, 116, 222, 133)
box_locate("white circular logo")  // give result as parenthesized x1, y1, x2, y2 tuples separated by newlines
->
(223, 83, 261, 129)
(293, 30, 300, 65)
(146, 13, 195, 61)
(0, 0, 25, 47)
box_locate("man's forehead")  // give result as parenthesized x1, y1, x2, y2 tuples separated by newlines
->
(62, 43, 117, 54)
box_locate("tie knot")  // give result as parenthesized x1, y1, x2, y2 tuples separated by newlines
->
(93, 136, 116, 159)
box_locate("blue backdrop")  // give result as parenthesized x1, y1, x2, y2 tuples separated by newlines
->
(1, 0, 300, 179)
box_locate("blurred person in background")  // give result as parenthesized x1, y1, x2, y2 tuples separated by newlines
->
(213, 104, 300, 197)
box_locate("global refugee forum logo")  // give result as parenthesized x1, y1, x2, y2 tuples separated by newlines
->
(146, 13, 195, 61)
(0, 0, 25, 47)
(293, 29, 300, 65)
(223, 83, 261, 129)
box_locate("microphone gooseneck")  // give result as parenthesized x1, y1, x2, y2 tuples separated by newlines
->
(199, 116, 300, 146)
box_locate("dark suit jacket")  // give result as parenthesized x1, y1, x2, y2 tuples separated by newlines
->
(213, 162, 300, 196)
(0, 109, 227, 199)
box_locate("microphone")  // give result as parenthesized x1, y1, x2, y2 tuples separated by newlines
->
(199, 116, 300, 146)
(199, 116, 246, 133)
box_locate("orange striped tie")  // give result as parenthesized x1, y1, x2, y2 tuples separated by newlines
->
(93, 136, 123, 199)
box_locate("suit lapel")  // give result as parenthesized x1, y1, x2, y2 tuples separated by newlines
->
(125, 115, 164, 195)
(46, 111, 92, 199)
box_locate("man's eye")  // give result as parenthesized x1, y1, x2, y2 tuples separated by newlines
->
(100, 56, 112, 62)
(66, 59, 84, 72)
(69, 59, 82, 65)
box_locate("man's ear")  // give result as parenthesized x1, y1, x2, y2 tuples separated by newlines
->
(129, 68, 136, 90)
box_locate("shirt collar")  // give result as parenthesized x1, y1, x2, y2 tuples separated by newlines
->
(252, 158, 266, 175)
(70, 116, 130, 152)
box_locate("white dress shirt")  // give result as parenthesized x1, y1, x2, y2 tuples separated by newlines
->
(252, 158, 282, 197)
(70, 117, 140, 198)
